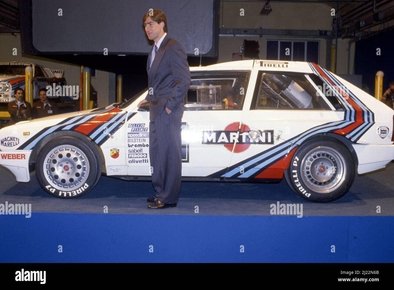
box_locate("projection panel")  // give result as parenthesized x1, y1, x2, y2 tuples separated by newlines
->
(32, 0, 216, 56)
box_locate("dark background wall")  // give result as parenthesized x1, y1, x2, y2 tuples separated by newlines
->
(355, 29, 394, 93)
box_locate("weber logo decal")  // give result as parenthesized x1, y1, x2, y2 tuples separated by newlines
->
(0, 153, 26, 160)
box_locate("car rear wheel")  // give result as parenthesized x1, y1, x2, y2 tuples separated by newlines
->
(36, 136, 101, 198)
(286, 140, 355, 202)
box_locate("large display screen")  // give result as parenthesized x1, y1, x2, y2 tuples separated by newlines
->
(31, 0, 217, 56)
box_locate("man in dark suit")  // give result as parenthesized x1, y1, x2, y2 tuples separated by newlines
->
(139, 9, 191, 209)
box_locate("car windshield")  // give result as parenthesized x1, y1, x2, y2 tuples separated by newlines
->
(0, 65, 26, 75)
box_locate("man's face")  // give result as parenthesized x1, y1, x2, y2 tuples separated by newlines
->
(390, 84, 394, 91)
(39, 91, 47, 102)
(15, 90, 24, 102)
(144, 16, 165, 42)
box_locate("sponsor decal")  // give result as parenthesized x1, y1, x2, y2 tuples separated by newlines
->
(202, 122, 274, 153)
(259, 60, 288, 69)
(23, 131, 30, 136)
(291, 156, 312, 198)
(1, 136, 20, 147)
(110, 148, 120, 159)
(377, 126, 389, 139)
(0, 153, 26, 160)
(45, 183, 90, 197)
(127, 123, 150, 164)
(309, 63, 374, 142)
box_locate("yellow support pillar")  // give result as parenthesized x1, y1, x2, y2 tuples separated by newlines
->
(374, 71, 384, 101)
(330, 41, 337, 73)
(79, 66, 84, 110)
(82, 67, 91, 110)
(25, 66, 33, 105)
(116, 74, 123, 103)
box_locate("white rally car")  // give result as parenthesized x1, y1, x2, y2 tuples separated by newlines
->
(0, 60, 393, 202)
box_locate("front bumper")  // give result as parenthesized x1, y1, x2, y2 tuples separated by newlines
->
(0, 150, 32, 182)
(354, 144, 394, 174)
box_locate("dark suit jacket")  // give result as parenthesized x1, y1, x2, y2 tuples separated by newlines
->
(8, 101, 32, 122)
(32, 100, 57, 118)
(146, 35, 190, 121)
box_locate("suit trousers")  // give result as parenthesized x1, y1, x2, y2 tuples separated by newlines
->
(149, 109, 183, 204)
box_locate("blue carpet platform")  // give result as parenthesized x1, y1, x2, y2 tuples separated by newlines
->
(1, 213, 393, 263)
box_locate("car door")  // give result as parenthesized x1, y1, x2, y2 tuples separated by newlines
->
(122, 70, 250, 178)
(181, 70, 251, 177)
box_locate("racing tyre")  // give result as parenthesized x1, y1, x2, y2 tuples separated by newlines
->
(286, 140, 355, 202)
(36, 136, 101, 198)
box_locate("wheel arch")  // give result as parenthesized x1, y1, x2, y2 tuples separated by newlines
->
(286, 133, 357, 202)
(30, 131, 106, 174)
(298, 133, 358, 171)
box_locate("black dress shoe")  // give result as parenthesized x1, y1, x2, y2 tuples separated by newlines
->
(147, 198, 177, 209)
(147, 195, 157, 203)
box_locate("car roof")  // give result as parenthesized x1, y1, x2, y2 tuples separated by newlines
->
(190, 59, 314, 74)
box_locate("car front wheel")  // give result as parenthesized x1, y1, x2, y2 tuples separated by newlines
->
(36, 136, 101, 198)
(286, 140, 355, 202)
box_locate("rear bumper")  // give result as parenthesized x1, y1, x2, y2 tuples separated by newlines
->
(354, 144, 394, 174)
(0, 150, 32, 182)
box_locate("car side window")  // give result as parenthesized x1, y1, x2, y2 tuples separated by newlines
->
(185, 71, 249, 111)
(251, 72, 331, 110)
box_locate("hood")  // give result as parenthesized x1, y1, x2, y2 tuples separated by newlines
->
(0, 104, 128, 151)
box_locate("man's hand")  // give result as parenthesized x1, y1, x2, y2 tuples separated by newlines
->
(138, 99, 149, 108)
(383, 88, 392, 98)
(165, 107, 172, 114)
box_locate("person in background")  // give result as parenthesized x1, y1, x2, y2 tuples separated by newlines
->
(33, 88, 56, 118)
(383, 81, 394, 109)
(8, 88, 32, 123)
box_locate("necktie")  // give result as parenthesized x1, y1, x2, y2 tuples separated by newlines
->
(150, 45, 158, 68)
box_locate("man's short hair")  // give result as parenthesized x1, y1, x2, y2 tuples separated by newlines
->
(14, 88, 24, 95)
(39, 88, 47, 93)
(143, 9, 168, 33)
